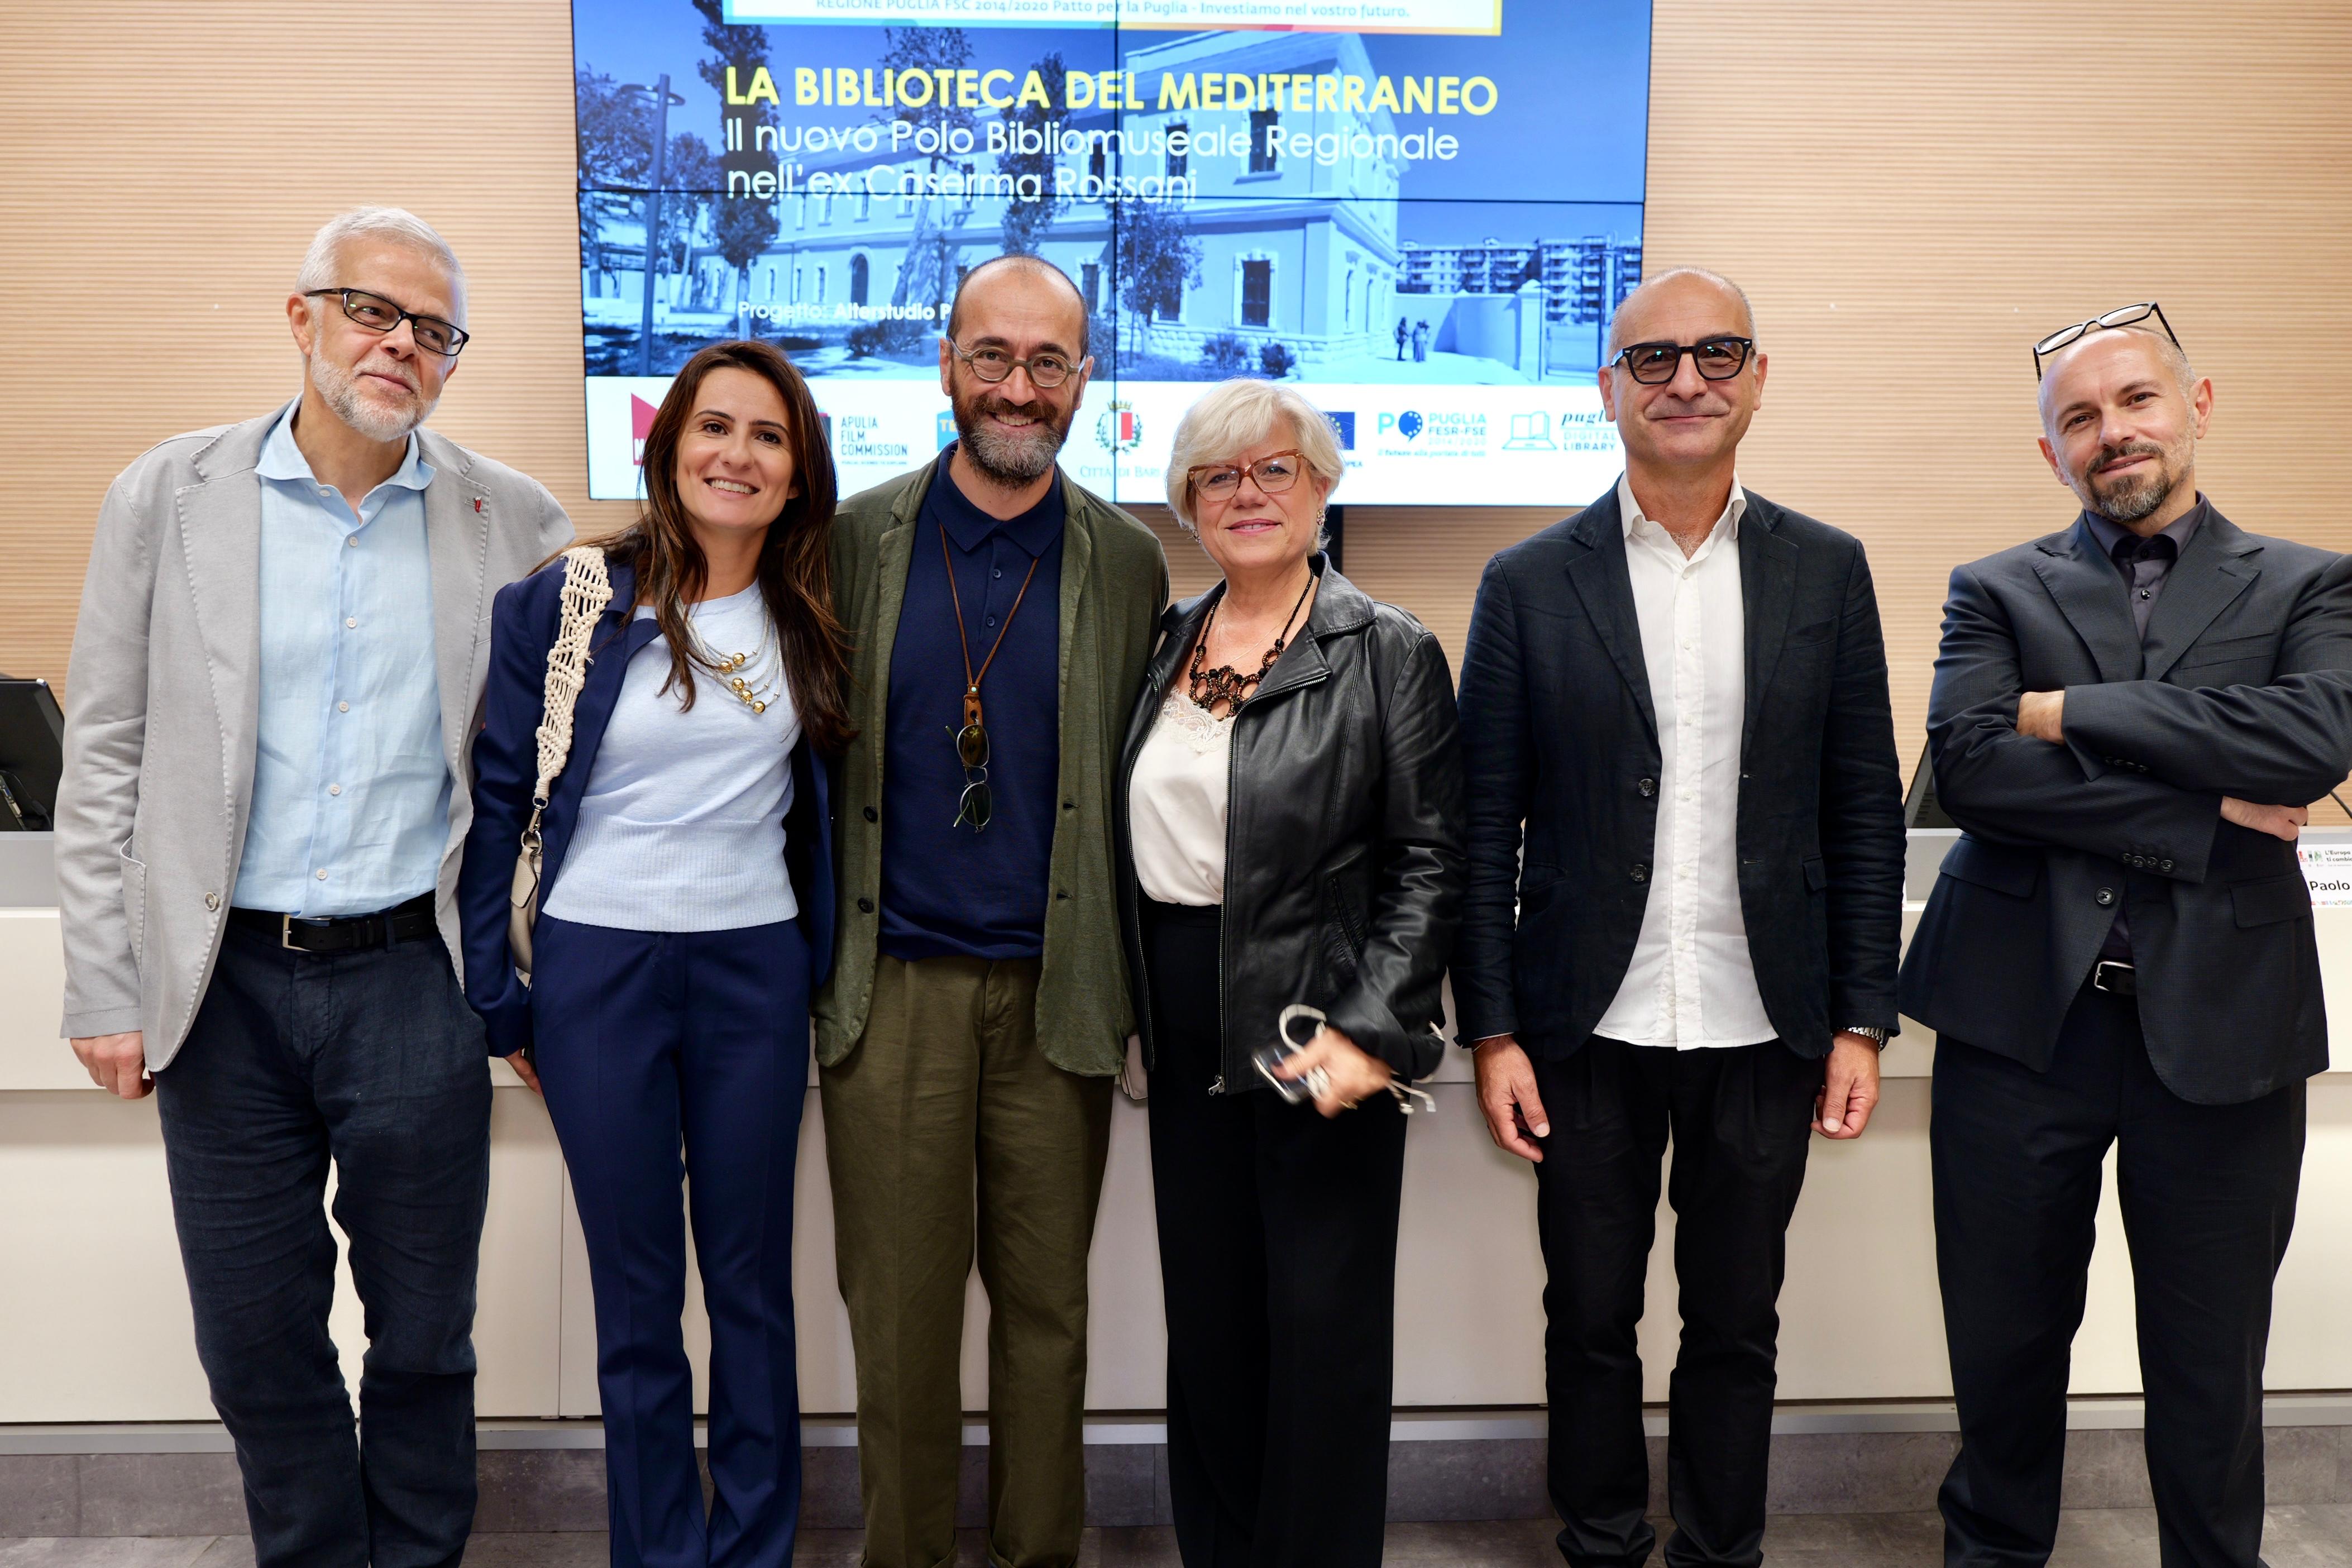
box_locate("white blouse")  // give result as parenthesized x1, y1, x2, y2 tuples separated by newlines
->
(1128, 685, 1231, 906)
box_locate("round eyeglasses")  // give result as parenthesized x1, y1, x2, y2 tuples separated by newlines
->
(1190, 451, 1306, 500)
(304, 288, 469, 357)
(948, 338, 1078, 389)
(1608, 336, 1754, 385)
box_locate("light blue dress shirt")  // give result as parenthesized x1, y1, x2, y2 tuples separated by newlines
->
(232, 401, 450, 916)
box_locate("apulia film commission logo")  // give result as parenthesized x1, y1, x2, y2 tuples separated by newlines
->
(1097, 400, 1144, 453)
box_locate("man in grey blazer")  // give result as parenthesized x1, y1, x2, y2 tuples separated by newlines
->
(55, 207, 571, 1568)
(1901, 307, 2352, 1568)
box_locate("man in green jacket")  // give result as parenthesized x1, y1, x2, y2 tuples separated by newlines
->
(816, 254, 1168, 1568)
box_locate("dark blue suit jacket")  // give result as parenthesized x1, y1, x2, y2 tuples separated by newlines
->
(458, 554, 837, 1058)
(1898, 506, 2352, 1104)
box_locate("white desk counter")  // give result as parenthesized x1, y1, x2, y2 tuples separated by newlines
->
(3, 832, 2348, 1423)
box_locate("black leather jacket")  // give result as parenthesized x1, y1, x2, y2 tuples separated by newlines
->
(1115, 560, 1466, 1091)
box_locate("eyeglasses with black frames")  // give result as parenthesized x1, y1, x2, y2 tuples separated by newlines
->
(1189, 450, 1306, 501)
(947, 338, 1077, 389)
(2031, 302, 2179, 381)
(304, 288, 470, 358)
(951, 720, 992, 831)
(1608, 336, 1755, 385)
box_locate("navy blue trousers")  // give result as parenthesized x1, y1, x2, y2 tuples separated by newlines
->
(1934, 982, 2305, 1568)
(156, 921, 490, 1568)
(530, 914, 812, 1568)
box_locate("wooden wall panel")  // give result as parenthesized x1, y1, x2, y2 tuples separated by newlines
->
(3, 1, 2348, 801)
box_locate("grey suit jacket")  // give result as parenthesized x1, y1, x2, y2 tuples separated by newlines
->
(55, 403, 574, 1069)
(1898, 505, 2352, 1105)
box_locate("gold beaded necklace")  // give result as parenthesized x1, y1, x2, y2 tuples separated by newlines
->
(690, 600, 781, 715)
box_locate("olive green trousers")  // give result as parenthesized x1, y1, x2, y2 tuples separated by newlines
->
(819, 955, 1114, 1568)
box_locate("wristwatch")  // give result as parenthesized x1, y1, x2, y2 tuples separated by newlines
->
(1842, 1025, 1890, 1049)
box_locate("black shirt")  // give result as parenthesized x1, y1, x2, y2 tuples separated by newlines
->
(878, 452, 1065, 960)
(2081, 495, 2208, 960)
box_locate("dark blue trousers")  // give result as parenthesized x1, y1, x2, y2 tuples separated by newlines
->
(1934, 982, 2305, 1568)
(155, 920, 491, 1568)
(530, 914, 812, 1568)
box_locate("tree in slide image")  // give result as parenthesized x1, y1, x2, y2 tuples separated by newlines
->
(576, 67, 715, 304)
(1115, 199, 1203, 361)
(871, 27, 979, 349)
(691, 0, 779, 325)
(997, 51, 1069, 258)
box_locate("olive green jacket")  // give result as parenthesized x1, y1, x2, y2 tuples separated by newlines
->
(814, 455, 1170, 1076)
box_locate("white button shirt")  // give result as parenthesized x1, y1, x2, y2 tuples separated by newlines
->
(1591, 472, 1776, 1050)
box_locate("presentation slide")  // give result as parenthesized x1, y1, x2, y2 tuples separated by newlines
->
(573, 1, 1651, 505)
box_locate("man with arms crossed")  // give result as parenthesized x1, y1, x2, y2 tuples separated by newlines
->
(1901, 306, 2352, 1568)
(1455, 267, 1906, 1568)
(58, 208, 572, 1568)
(818, 255, 1167, 1568)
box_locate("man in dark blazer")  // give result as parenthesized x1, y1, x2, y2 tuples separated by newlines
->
(1900, 311, 2352, 1568)
(1455, 267, 1906, 1568)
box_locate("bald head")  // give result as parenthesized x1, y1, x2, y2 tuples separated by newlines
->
(2037, 322, 2197, 424)
(2034, 323, 2211, 529)
(947, 254, 1089, 359)
(1607, 266, 1755, 357)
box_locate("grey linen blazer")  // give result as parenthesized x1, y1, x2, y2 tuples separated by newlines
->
(54, 403, 574, 1070)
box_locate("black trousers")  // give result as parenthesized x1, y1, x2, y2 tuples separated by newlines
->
(154, 920, 491, 1568)
(1141, 898, 1409, 1568)
(1530, 1038, 1819, 1568)
(1933, 981, 2306, 1568)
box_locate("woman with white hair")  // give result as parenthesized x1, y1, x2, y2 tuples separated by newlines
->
(1113, 377, 1466, 1562)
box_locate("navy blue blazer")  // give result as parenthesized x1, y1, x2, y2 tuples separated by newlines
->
(458, 554, 838, 1058)
(1898, 506, 2352, 1104)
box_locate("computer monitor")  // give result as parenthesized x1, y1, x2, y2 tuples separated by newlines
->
(1902, 740, 1955, 830)
(0, 678, 65, 830)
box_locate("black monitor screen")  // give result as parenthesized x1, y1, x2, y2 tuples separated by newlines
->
(0, 679, 65, 830)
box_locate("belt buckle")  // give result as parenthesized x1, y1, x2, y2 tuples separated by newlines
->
(2093, 960, 2135, 995)
(280, 914, 330, 953)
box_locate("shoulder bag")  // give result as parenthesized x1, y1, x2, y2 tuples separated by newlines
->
(508, 546, 615, 982)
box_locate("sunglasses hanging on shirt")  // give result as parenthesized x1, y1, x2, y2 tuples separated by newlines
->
(940, 525, 1040, 831)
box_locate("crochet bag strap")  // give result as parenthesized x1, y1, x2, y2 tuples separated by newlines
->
(508, 546, 615, 981)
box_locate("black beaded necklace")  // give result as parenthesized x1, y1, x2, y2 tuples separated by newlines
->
(1187, 572, 1316, 715)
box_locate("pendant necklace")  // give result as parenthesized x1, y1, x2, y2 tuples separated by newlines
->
(942, 523, 1043, 739)
(690, 599, 781, 714)
(1188, 571, 1314, 715)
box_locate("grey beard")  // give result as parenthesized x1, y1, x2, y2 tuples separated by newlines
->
(958, 404, 1065, 485)
(2091, 466, 2173, 524)
(310, 351, 431, 443)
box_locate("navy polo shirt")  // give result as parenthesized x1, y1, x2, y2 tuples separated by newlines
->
(878, 451, 1066, 961)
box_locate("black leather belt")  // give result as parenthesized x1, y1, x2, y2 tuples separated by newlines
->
(230, 893, 438, 954)
(2091, 959, 2137, 997)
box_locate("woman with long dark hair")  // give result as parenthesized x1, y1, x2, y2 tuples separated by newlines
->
(458, 341, 850, 1567)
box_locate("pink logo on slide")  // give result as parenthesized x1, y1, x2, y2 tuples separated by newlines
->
(632, 395, 660, 465)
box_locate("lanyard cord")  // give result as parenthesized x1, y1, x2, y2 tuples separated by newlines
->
(941, 522, 1042, 729)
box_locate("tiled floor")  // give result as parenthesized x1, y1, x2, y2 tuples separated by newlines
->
(3, 1508, 2349, 1566)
